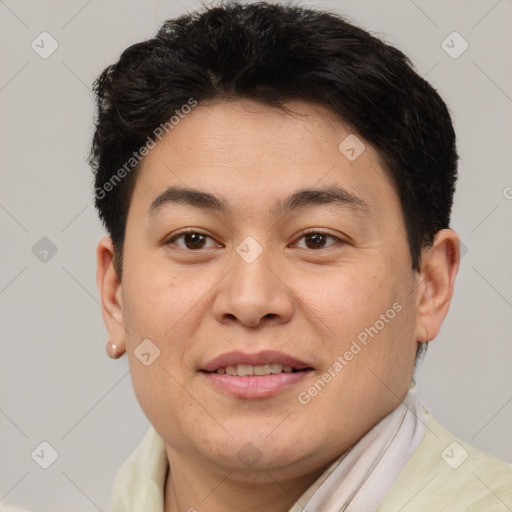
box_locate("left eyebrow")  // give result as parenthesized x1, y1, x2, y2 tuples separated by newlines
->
(272, 184, 371, 217)
(148, 184, 371, 217)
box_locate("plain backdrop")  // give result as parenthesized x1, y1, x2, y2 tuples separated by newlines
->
(1, 0, 511, 510)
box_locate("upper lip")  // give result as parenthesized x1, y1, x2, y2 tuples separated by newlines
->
(201, 350, 312, 372)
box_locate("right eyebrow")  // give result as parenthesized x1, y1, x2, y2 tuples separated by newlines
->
(149, 186, 229, 216)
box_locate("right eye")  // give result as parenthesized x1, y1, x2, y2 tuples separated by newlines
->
(166, 230, 223, 251)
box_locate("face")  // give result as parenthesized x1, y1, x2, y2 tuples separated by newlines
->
(97, 98, 457, 483)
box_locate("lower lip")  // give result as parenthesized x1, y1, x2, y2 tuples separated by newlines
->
(201, 371, 313, 399)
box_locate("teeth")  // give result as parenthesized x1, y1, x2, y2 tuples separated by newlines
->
(254, 364, 271, 376)
(236, 364, 253, 376)
(226, 365, 237, 375)
(216, 363, 298, 375)
(270, 364, 283, 374)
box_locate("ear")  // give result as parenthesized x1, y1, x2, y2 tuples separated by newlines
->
(415, 229, 460, 343)
(96, 237, 127, 356)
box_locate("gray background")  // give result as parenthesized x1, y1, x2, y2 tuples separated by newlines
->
(0, 0, 511, 510)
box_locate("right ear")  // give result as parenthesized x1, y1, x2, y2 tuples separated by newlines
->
(96, 237, 127, 357)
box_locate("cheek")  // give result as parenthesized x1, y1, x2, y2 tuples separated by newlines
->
(121, 261, 197, 342)
(127, 359, 207, 454)
(296, 268, 396, 343)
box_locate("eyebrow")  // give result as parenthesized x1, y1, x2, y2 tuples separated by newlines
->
(148, 184, 370, 217)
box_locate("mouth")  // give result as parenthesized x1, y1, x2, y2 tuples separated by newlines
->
(200, 351, 314, 399)
(202, 363, 310, 376)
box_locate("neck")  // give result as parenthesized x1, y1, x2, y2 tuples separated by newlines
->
(163, 448, 330, 512)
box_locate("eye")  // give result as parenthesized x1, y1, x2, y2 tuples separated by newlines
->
(166, 230, 223, 250)
(292, 231, 344, 250)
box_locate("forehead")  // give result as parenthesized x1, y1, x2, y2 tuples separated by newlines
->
(129, 98, 399, 221)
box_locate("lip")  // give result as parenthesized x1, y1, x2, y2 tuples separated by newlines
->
(201, 370, 313, 399)
(201, 350, 311, 373)
(200, 350, 314, 399)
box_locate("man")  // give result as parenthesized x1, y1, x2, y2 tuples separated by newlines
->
(90, 2, 512, 511)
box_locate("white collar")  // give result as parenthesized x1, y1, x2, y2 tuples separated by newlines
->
(289, 385, 426, 511)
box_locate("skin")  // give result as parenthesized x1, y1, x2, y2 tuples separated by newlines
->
(96, 99, 460, 511)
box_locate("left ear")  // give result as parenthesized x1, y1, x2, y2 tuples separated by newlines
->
(415, 229, 460, 343)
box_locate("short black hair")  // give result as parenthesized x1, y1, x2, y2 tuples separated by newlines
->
(90, 1, 458, 280)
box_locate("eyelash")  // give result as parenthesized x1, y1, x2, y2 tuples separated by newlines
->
(166, 229, 222, 250)
(294, 229, 344, 249)
(166, 229, 345, 251)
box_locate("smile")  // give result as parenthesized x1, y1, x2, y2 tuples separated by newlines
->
(205, 363, 303, 376)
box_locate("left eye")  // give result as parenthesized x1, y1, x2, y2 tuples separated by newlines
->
(167, 232, 222, 250)
(293, 232, 343, 250)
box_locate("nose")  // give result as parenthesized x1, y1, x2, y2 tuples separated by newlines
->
(212, 244, 294, 329)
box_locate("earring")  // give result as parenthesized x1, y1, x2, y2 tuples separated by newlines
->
(106, 341, 121, 359)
